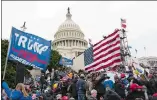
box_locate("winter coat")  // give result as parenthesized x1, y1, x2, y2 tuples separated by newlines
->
(126, 91, 145, 100)
(61, 82, 68, 96)
(104, 89, 121, 100)
(2, 81, 32, 100)
(114, 82, 126, 98)
(149, 78, 157, 93)
(94, 82, 105, 94)
(69, 82, 77, 98)
(76, 78, 86, 94)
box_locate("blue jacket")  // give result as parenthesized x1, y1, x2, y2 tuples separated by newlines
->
(2, 81, 32, 100)
(76, 79, 86, 94)
(121, 78, 129, 87)
(103, 79, 114, 89)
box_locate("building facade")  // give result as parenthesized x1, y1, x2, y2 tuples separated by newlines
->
(138, 56, 157, 68)
(52, 8, 88, 59)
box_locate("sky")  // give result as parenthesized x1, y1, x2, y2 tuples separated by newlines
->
(2, 1, 157, 58)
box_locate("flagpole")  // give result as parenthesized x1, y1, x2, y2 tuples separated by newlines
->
(2, 28, 13, 80)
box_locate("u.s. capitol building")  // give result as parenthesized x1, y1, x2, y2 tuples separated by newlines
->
(52, 8, 88, 59)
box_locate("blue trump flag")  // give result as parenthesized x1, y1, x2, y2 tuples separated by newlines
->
(8, 27, 51, 70)
(59, 57, 73, 66)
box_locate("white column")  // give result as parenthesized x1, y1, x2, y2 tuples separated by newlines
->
(79, 41, 80, 47)
(78, 41, 79, 46)
(81, 41, 83, 47)
(64, 40, 65, 46)
(74, 40, 76, 46)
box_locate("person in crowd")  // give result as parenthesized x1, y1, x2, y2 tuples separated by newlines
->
(104, 87, 121, 100)
(76, 74, 86, 100)
(103, 75, 114, 90)
(60, 77, 68, 96)
(148, 74, 157, 94)
(93, 73, 106, 100)
(126, 83, 146, 100)
(40, 70, 46, 93)
(87, 89, 97, 100)
(86, 74, 93, 99)
(114, 75, 126, 99)
(151, 93, 157, 100)
(68, 78, 78, 100)
(2, 80, 32, 100)
(120, 73, 129, 88)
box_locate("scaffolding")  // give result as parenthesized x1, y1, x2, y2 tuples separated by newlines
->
(118, 29, 131, 72)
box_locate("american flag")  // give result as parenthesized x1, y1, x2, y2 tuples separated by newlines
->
(121, 18, 126, 28)
(84, 29, 121, 72)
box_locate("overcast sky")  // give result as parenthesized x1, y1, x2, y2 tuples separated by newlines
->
(2, 1, 157, 58)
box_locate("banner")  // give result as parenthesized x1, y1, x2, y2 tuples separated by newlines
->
(59, 57, 73, 66)
(8, 27, 51, 70)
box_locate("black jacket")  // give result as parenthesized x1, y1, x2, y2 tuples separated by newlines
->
(104, 89, 121, 100)
(114, 82, 125, 98)
(126, 91, 145, 100)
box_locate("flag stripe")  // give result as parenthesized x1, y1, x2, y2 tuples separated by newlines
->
(94, 47, 121, 61)
(85, 53, 121, 70)
(85, 50, 120, 69)
(86, 58, 121, 72)
(94, 39, 120, 57)
(84, 29, 121, 72)
(96, 60, 121, 71)
(94, 29, 120, 47)
(94, 34, 120, 52)
(93, 31, 118, 48)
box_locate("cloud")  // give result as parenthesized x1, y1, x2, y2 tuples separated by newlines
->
(2, 1, 157, 57)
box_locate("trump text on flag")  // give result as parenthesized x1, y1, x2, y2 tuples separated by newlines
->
(8, 27, 51, 70)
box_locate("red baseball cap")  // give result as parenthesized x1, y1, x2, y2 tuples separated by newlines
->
(153, 93, 157, 97)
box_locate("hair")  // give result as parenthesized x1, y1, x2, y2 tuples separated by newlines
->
(16, 83, 28, 97)
(91, 89, 97, 94)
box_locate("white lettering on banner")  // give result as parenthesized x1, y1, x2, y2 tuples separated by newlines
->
(18, 36, 27, 48)
(10, 54, 38, 68)
(15, 33, 20, 42)
(15, 33, 49, 55)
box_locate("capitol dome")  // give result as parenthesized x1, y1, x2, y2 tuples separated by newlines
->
(52, 7, 88, 59)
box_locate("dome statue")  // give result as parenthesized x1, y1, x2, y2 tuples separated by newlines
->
(52, 7, 88, 59)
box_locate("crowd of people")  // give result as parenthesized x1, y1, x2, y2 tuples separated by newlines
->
(1, 66, 157, 100)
